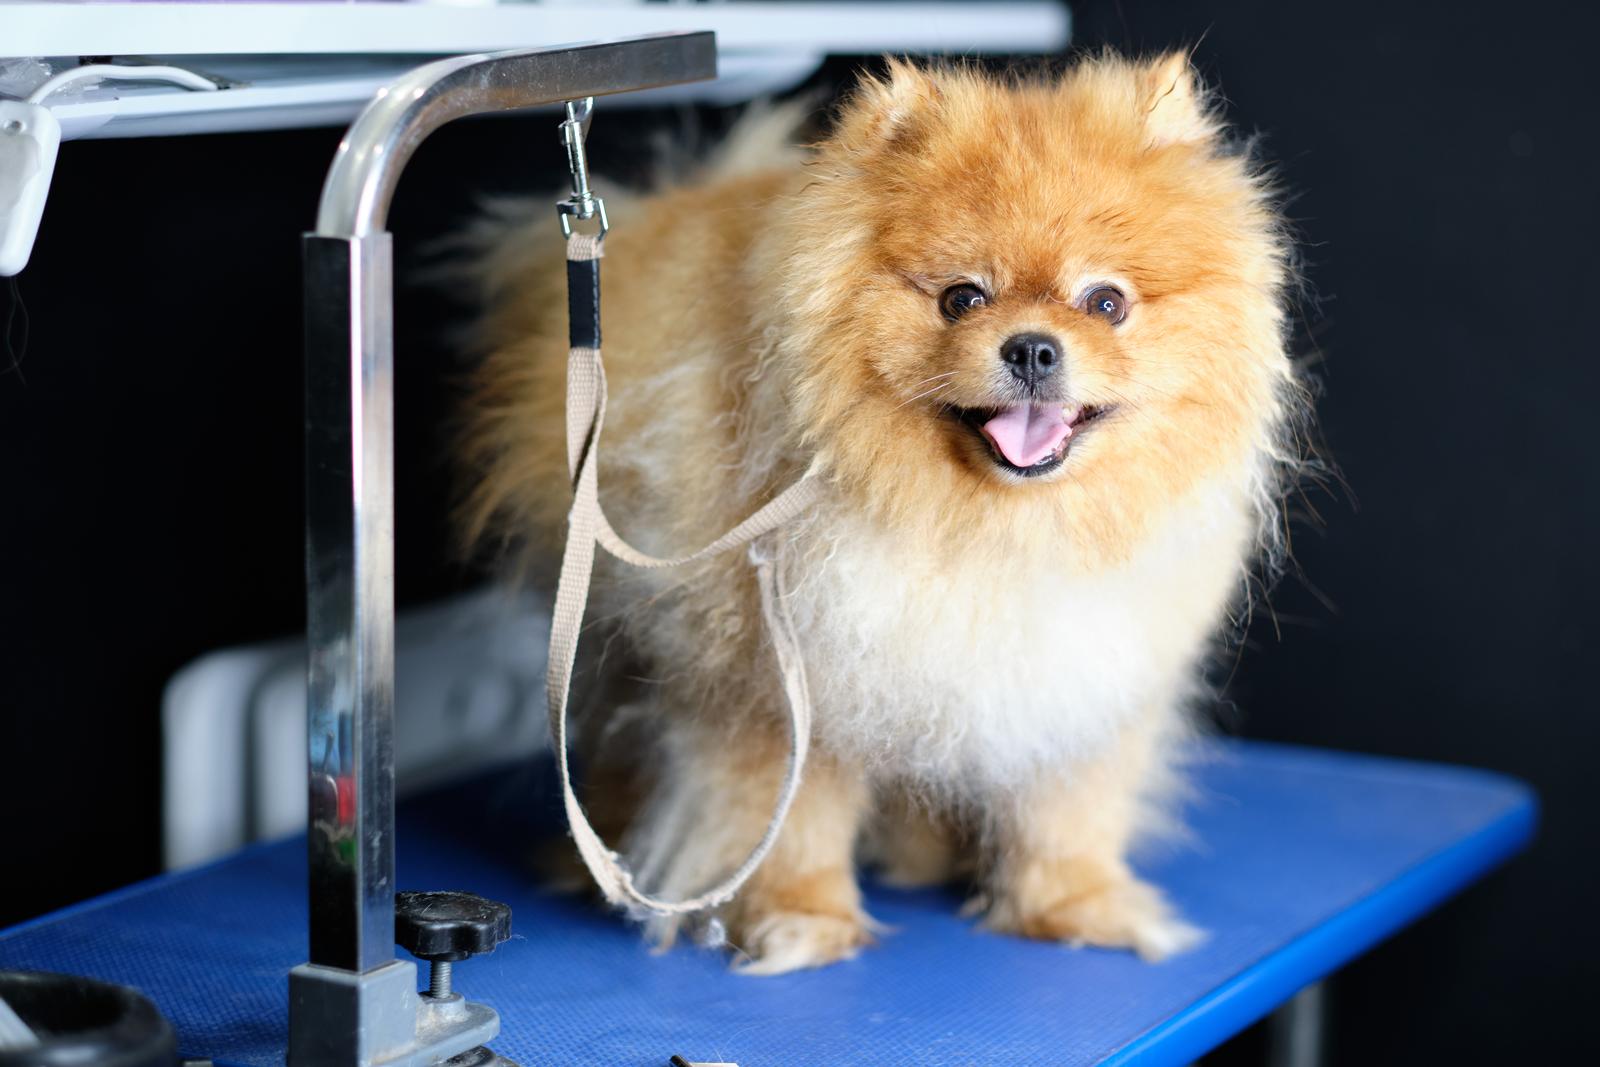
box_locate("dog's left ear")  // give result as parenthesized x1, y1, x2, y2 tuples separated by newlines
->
(1141, 52, 1217, 147)
(834, 58, 941, 155)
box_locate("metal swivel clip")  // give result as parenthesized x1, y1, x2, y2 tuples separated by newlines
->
(557, 97, 609, 238)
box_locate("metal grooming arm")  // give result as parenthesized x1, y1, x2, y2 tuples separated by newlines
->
(296, 32, 717, 1067)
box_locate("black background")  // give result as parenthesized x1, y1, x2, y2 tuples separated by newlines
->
(1, 1, 1594, 1062)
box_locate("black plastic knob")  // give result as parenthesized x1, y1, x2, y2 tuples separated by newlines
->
(394, 891, 512, 963)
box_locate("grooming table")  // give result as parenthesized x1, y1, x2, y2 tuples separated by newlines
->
(4, 34, 1534, 1065)
(0, 739, 1534, 1066)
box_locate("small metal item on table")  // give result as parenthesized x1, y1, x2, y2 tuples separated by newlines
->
(296, 31, 717, 1067)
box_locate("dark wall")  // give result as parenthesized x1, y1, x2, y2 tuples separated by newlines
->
(0, 127, 332, 915)
(1070, 0, 1599, 1061)
(2, 1, 1594, 1062)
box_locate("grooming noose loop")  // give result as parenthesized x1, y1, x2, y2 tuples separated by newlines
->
(547, 100, 823, 919)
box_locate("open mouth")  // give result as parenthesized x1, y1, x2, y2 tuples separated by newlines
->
(951, 402, 1111, 478)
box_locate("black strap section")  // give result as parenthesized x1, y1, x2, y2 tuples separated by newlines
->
(567, 254, 601, 350)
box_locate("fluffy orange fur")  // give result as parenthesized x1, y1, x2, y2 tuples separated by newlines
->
(459, 53, 1302, 974)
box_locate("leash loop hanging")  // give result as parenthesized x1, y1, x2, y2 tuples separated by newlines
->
(546, 102, 820, 918)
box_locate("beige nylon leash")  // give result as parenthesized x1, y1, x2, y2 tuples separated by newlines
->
(547, 225, 821, 918)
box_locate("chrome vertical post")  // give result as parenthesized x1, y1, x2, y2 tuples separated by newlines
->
(304, 230, 396, 974)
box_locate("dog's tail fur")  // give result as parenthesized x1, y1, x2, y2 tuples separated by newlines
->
(699, 96, 815, 180)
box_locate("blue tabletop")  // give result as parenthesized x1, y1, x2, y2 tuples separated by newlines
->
(0, 740, 1535, 1066)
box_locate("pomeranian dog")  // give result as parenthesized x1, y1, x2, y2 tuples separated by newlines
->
(460, 52, 1303, 975)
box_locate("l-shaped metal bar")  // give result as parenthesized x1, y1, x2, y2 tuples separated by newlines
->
(302, 32, 716, 983)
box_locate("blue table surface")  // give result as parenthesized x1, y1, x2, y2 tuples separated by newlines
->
(1, 740, 1535, 1066)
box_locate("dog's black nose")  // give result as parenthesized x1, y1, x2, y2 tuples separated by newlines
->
(1000, 332, 1062, 389)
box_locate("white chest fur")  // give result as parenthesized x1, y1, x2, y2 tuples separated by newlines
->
(786, 492, 1252, 792)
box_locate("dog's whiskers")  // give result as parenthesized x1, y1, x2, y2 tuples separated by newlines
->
(895, 379, 954, 410)
(904, 370, 956, 392)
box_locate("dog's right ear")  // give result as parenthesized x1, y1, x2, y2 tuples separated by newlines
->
(832, 58, 940, 154)
(1140, 52, 1217, 148)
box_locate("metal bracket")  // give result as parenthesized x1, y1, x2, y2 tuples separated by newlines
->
(557, 97, 608, 237)
(288, 963, 497, 1067)
(296, 31, 716, 1066)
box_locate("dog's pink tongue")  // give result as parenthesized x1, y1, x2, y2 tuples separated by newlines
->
(981, 403, 1070, 468)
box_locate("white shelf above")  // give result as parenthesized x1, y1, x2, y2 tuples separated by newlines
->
(5, 2, 1069, 58)
(30, 52, 831, 140)
(2, 2, 1070, 139)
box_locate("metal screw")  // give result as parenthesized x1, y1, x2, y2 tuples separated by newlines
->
(427, 960, 453, 999)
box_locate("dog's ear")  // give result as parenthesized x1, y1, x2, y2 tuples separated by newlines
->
(834, 58, 940, 153)
(1140, 52, 1217, 148)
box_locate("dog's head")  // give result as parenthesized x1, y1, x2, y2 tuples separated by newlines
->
(772, 55, 1298, 565)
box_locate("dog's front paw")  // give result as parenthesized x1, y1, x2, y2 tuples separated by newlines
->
(729, 908, 876, 976)
(986, 859, 1202, 961)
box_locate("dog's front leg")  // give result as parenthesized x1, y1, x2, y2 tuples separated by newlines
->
(634, 715, 873, 975)
(981, 713, 1201, 961)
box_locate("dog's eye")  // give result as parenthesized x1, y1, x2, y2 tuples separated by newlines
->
(1084, 286, 1127, 325)
(939, 284, 987, 322)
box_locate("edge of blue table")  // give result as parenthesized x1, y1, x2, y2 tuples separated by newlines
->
(0, 740, 1538, 1066)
